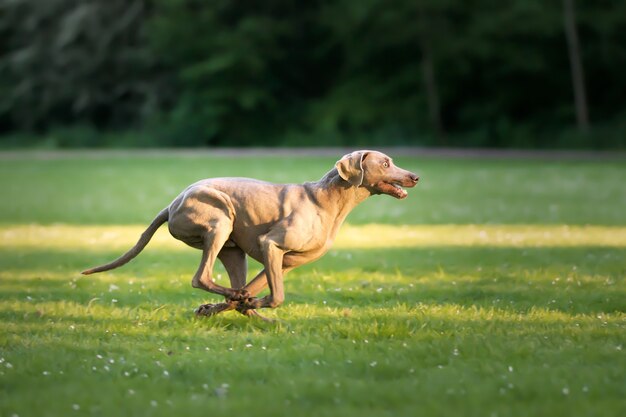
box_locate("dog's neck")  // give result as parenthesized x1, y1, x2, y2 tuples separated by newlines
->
(310, 168, 372, 219)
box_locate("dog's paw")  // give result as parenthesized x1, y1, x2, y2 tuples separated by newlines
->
(236, 297, 261, 311)
(194, 303, 215, 316)
(195, 302, 235, 317)
(228, 289, 251, 302)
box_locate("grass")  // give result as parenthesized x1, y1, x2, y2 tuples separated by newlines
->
(0, 151, 625, 417)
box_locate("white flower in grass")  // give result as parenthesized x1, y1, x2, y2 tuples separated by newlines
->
(245, 344, 253, 348)
(5, 363, 13, 369)
(163, 370, 169, 377)
(72, 404, 80, 411)
(215, 383, 229, 398)
(150, 400, 158, 407)
(562, 387, 570, 395)
(128, 389, 135, 395)
(96, 354, 103, 359)
(42, 371, 50, 376)
(370, 361, 377, 367)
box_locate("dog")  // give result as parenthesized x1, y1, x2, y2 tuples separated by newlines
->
(82, 150, 419, 319)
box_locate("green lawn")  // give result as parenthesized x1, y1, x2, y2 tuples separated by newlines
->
(0, 152, 624, 417)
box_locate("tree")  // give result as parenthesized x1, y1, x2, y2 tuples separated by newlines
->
(417, 3, 447, 144)
(0, 0, 166, 136)
(562, 0, 590, 132)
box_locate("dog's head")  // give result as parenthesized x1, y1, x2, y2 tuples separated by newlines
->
(335, 150, 419, 199)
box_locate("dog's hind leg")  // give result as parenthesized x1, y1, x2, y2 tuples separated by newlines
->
(213, 253, 272, 321)
(218, 246, 247, 290)
(192, 222, 250, 317)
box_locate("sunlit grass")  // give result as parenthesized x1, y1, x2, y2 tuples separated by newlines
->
(2, 224, 626, 252)
(1, 222, 625, 417)
(1, 153, 625, 417)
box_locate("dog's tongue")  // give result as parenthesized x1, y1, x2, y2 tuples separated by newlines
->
(376, 181, 409, 199)
(392, 183, 408, 199)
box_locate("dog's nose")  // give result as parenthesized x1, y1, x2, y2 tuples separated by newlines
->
(409, 174, 419, 183)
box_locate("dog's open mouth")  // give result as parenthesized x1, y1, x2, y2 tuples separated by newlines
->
(376, 181, 410, 199)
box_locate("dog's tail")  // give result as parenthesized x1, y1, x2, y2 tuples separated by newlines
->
(81, 207, 169, 275)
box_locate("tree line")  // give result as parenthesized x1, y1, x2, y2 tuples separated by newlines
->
(1, 0, 624, 148)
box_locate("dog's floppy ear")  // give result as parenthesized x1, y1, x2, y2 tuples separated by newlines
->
(335, 151, 368, 186)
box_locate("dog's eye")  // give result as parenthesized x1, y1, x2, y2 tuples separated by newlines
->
(382, 161, 389, 168)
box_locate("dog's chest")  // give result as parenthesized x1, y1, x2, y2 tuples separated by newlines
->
(282, 237, 334, 268)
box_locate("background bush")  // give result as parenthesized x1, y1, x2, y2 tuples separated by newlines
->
(0, 0, 624, 148)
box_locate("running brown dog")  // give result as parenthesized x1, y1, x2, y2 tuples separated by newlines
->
(82, 150, 419, 319)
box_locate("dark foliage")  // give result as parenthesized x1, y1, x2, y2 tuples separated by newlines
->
(0, 0, 624, 148)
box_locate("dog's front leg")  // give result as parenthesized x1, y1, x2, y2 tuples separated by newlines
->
(233, 267, 293, 320)
(249, 234, 286, 309)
